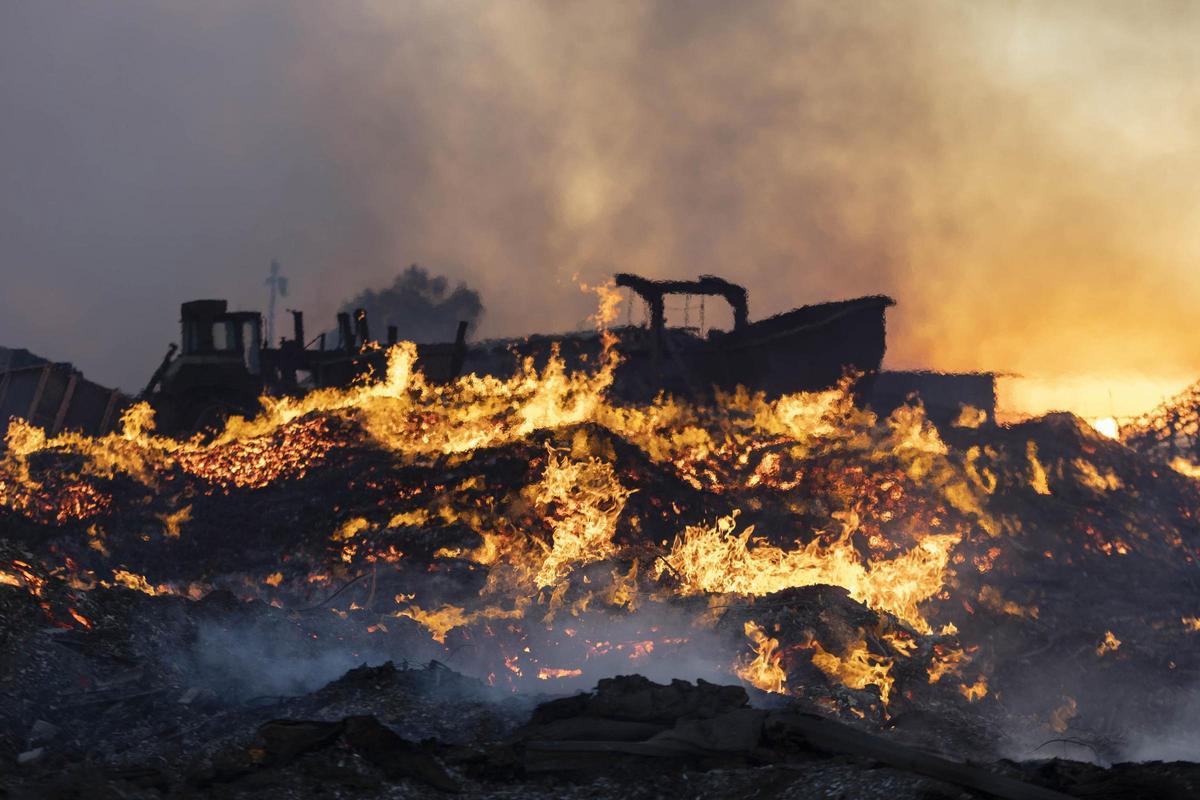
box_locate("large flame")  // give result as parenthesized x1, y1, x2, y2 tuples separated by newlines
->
(660, 513, 959, 633)
(0, 288, 1034, 707)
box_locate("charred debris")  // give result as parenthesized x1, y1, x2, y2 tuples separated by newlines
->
(2, 276, 1200, 798)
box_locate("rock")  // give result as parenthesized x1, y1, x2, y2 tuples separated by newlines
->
(531, 675, 749, 726)
(520, 716, 667, 743)
(17, 747, 45, 766)
(648, 708, 768, 753)
(342, 715, 459, 793)
(28, 719, 58, 745)
(177, 686, 218, 707)
(257, 719, 345, 763)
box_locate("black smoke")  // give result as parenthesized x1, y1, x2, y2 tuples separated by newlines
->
(340, 265, 484, 344)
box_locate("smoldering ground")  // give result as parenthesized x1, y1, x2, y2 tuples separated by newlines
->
(174, 596, 741, 703)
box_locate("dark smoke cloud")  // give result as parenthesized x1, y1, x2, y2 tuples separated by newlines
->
(2, 1, 1199, 409)
(340, 265, 483, 344)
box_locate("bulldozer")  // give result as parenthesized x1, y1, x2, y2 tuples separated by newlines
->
(139, 300, 468, 435)
(134, 271, 1005, 439)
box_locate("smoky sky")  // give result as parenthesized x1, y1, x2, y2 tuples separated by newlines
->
(2, 1, 1199, 396)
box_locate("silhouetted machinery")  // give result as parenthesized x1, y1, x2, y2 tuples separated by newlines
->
(140, 300, 468, 434)
(131, 273, 992, 436)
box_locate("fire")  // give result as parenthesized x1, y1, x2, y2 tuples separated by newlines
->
(0, 561, 45, 596)
(394, 604, 522, 644)
(882, 631, 917, 658)
(1, 330, 622, 511)
(530, 448, 633, 588)
(810, 637, 894, 705)
(0, 302, 1001, 708)
(1, 340, 986, 704)
(736, 621, 786, 694)
(537, 667, 583, 680)
(1096, 630, 1121, 656)
(11, 285, 1160, 714)
(660, 513, 959, 633)
(581, 279, 623, 329)
(1170, 457, 1200, 479)
(1073, 459, 1122, 493)
(953, 405, 987, 429)
(977, 585, 1039, 620)
(927, 645, 967, 684)
(958, 676, 988, 702)
(1049, 697, 1078, 733)
(110, 569, 164, 596)
(1026, 441, 1052, 495)
(157, 505, 192, 539)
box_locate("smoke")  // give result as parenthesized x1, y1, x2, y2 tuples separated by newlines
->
(1123, 688, 1200, 763)
(2, 1, 1199, 407)
(181, 618, 397, 702)
(171, 597, 735, 703)
(340, 265, 483, 343)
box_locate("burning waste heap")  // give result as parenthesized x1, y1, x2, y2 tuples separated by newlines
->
(2, 296, 1200, 798)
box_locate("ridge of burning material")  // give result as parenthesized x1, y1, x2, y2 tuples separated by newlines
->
(3, 291, 1200, 776)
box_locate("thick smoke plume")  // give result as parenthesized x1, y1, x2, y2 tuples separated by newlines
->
(2, 1, 1199, 413)
(340, 265, 483, 344)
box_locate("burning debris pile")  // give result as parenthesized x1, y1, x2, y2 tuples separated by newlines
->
(3, 313, 1200, 796)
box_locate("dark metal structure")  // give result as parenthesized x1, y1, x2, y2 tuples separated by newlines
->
(3, 273, 971, 439)
(140, 300, 469, 434)
(0, 347, 129, 439)
(869, 370, 998, 426)
(615, 273, 749, 337)
(462, 273, 895, 403)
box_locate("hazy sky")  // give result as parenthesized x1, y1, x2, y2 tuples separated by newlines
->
(2, 1, 1198, 414)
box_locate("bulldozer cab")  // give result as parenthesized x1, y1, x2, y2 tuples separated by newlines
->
(180, 300, 262, 373)
(143, 298, 471, 435)
(141, 300, 266, 434)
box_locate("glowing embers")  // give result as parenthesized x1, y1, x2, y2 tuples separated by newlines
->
(176, 415, 345, 490)
(0, 469, 111, 525)
(1, 560, 47, 596)
(0, 419, 115, 523)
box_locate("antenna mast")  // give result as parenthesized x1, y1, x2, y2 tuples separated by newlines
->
(265, 259, 288, 345)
